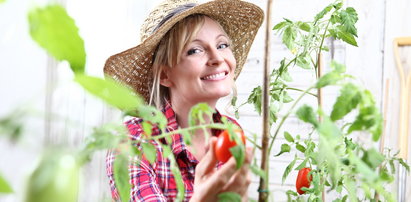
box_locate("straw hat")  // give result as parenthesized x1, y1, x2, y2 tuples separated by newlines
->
(104, 0, 264, 103)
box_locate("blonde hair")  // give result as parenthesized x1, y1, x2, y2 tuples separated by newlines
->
(150, 14, 206, 108)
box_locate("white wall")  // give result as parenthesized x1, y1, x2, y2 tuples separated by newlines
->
(0, 0, 410, 201)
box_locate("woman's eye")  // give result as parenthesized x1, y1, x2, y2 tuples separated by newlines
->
(217, 43, 230, 49)
(187, 48, 202, 55)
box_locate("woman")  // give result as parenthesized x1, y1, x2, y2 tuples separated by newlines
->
(104, 0, 264, 201)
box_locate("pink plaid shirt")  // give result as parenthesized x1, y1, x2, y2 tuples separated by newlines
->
(106, 102, 240, 201)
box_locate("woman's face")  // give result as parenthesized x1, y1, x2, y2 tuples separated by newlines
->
(161, 17, 236, 105)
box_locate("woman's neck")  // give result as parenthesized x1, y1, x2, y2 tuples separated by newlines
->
(170, 98, 217, 129)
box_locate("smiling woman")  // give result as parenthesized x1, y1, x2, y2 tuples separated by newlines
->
(103, 0, 264, 201)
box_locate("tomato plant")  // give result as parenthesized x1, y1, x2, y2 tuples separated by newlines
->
(215, 129, 246, 163)
(296, 167, 312, 195)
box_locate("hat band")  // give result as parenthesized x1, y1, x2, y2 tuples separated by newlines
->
(152, 3, 197, 33)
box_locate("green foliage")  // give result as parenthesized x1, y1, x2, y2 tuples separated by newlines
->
(0, 108, 26, 142)
(0, 0, 6, 4)
(230, 145, 246, 169)
(25, 150, 80, 202)
(78, 124, 128, 165)
(0, 174, 13, 193)
(282, 155, 297, 184)
(274, 143, 291, 156)
(28, 5, 86, 74)
(113, 152, 131, 202)
(233, 0, 408, 201)
(75, 75, 143, 111)
(330, 83, 362, 121)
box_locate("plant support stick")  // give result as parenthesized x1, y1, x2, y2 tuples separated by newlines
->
(258, 0, 273, 201)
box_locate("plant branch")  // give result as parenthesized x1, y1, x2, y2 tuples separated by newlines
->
(269, 86, 314, 152)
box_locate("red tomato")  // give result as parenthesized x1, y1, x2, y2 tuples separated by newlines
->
(214, 129, 246, 163)
(296, 167, 312, 195)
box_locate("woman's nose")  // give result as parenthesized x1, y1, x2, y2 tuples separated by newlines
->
(207, 48, 224, 67)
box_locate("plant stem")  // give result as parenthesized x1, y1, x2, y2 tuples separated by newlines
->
(285, 87, 317, 97)
(268, 86, 314, 153)
(315, 16, 332, 74)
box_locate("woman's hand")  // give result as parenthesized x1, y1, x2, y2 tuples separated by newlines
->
(190, 136, 253, 202)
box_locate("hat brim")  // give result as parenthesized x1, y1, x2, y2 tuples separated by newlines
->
(104, 0, 264, 103)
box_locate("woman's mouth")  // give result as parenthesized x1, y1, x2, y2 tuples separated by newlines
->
(201, 71, 228, 80)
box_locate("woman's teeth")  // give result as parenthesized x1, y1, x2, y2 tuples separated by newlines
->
(202, 72, 226, 80)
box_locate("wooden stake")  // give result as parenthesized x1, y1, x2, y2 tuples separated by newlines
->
(258, 0, 273, 201)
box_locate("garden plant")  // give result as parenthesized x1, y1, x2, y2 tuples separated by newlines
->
(0, 0, 409, 202)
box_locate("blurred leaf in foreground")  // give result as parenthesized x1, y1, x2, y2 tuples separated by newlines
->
(0, 174, 13, 193)
(75, 75, 143, 111)
(25, 149, 79, 202)
(28, 4, 86, 74)
(0, 108, 27, 142)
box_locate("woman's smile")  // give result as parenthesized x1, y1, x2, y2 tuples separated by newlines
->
(200, 71, 229, 81)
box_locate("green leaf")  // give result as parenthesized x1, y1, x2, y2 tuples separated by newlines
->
(142, 142, 156, 164)
(25, 150, 80, 202)
(295, 158, 308, 170)
(361, 148, 384, 169)
(282, 155, 297, 184)
(296, 143, 306, 153)
(0, 174, 13, 193)
(274, 143, 291, 156)
(0, 0, 6, 4)
(286, 190, 298, 196)
(318, 115, 341, 140)
(273, 21, 289, 31)
(218, 192, 242, 202)
(141, 121, 153, 137)
(337, 29, 358, 46)
(314, 4, 333, 21)
(316, 72, 341, 88)
(248, 86, 262, 114)
(330, 83, 362, 121)
(79, 124, 127, 165)
(188, 103, 214, 127)
(348, 99, 383, 142)
(397, 158, 410, 172)
(283, 26, 297, 50)
(284, 131, 294, 143)
(230, 145, 245, 169)
(344, 137, 357, 151)
(181, 130, 192, 146)
(297, 21, 311, 32)
(75, 75, 142, 111)
(379, 167, 394, 182)
(0, 108, 26, 142)
(28, 4, 85, 74)
(296, 53, 311, 69)
(338, 7, 358, 36)
(113, 153, 130, 202)
(349, 152, 379, 182)
(296, 105, 319, 127)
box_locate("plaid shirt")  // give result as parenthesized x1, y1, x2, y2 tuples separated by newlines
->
(106, 102, 240, 201)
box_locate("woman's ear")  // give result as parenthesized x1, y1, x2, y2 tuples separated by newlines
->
(159, 67, 173, 87)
